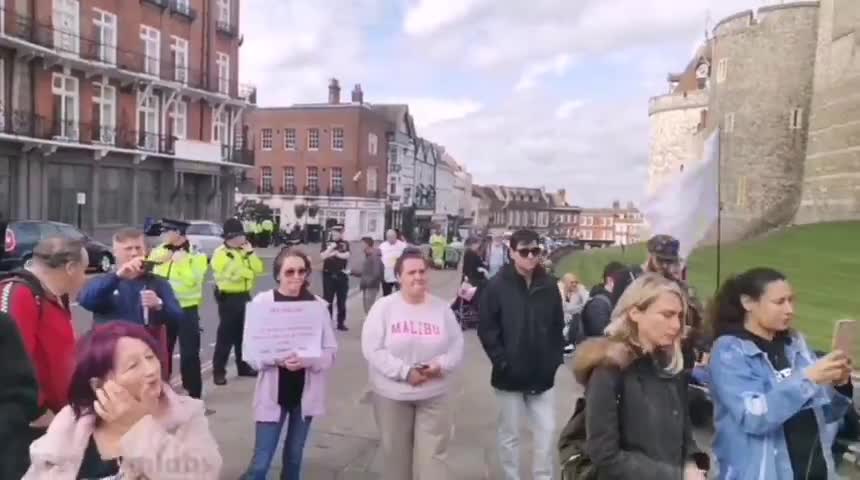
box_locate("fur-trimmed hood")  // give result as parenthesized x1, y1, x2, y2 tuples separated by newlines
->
(572, 337, 637, 385)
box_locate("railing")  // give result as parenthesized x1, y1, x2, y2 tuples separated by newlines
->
(280, 184, 298, 195)
(168, 0, 196, 20)
(224, 146, 254, 165)
(328, 185, 345, 197)
(238, 84, 257, 104)
(0, 8, 231, 96)
(216, 21, 238, 37)
(140, 0, 168, 8)
(304, 185, 321, 196)
(257, 185, 274, 195)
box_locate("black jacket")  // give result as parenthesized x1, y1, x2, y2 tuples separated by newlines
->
(575, 338, 708, 480)
(0, 311, 40, 480)
(582, 286, 613, 338)
(462, 249, 487, 286)
(478, 264, 564, 393)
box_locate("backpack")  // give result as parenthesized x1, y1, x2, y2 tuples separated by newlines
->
(558, 378, 623, 480)
(580, 294, 612, 340)
(0, 270, 69, 322)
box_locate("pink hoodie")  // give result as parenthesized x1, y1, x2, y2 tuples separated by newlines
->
(24, 385, 222, 480)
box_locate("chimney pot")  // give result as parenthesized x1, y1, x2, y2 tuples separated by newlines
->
(351, 84, 364, 104)
(328, 78, 341, 104)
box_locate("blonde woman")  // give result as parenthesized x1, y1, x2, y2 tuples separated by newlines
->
(573, 273, 709, 480)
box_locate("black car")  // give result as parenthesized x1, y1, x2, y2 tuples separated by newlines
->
(1, 220, 115, 272)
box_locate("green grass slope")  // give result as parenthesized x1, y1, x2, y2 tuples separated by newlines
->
(555, 222, 860, 349)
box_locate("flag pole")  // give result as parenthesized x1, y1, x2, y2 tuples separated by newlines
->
(711, 27, 723, 292)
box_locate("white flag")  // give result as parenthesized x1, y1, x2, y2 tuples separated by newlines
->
(641, 128, 720, 259)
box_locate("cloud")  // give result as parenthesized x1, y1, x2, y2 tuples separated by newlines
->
(555, 100, 587, 119)
(514, 54, 575, 92)
(402, 0, 489, 36)
(376, 97, 483, 129)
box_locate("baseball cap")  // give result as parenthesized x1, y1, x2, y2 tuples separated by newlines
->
(647, 234, 680, 262)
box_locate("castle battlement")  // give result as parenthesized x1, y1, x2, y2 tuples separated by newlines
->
(648, 90, 709, 116)
(714, 2, 819, 37)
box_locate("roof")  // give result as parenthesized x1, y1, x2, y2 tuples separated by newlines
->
(370, 104, 417, 138)
(668, 40, 713, 95)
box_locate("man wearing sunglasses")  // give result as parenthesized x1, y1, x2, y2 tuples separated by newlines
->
(478, 229, 565, 480)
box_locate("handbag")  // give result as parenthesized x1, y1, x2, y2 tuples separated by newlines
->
(458, 280, 477, 302)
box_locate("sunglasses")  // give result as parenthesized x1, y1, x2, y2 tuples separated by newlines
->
(516, 247, 542, 258)
(282, 268, 307, 277)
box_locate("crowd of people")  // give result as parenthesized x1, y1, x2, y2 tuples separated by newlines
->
(0, 213, 856, 479)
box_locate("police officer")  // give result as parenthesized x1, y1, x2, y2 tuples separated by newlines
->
(211, 218, 264, 385)
(148, 219, 208, 401)
(321, 225, 351, 331)
(261, 217, 274, 247)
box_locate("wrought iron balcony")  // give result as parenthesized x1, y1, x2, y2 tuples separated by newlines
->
(168, 0, 197, 20)
(280, 184, 298, 196)
(257, 185, 274, 195)
(328, 185, 345, 197)
(140, 0, 168, 8)
(216, 21, 238, 37)
(224, 146, 254, 166)
(303, 185, 321, 196)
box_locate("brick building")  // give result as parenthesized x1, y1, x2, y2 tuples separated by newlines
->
(578, 201, 643, 246)
(0, 0, 254, 238)
(547, 188, 580, 239)
(236, 79, 389, 241)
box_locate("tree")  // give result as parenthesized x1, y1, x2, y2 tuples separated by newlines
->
(307, 204, 319, 218)
(236, 199, 273, 220)
(294, 203, 307, 219)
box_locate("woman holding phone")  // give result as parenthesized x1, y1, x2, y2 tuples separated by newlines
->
(708, 267, 853, 480)
(25, 321, 221, 479)
(242, 248, 338, 480)
(361, 247, 464, 480)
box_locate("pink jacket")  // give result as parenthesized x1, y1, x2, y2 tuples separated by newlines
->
(248, 291, 338, 422)
(24, 386, 222, 479)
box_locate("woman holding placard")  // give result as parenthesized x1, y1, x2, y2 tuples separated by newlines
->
(708, 267, 853, 480)
(242, 248, 338, 480)
(361, 247, 465, 480)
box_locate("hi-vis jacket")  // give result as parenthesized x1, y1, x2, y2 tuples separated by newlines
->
(210, 245, 264, 294)
(149, 244, 208, 308)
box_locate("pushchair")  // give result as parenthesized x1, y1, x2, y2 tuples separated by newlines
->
(451, 279, 480, 330)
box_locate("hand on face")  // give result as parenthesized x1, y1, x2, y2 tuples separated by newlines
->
(92, 379, 156, 430)
(116, 257, 145, 280)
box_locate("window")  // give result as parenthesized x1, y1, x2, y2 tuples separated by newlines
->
(53, 0, 80, 55)
(331, 127, 344, 150)
(171, 36, 189, 84)
(137, 170, 161, 220)
(790, 108, 804, 130)
(368, 133, 378, 155)
(390, 182, 397, 195)
(716, 58, 728, 83)
(331, 167, 343, 191)
(140, 26, 160, 76)
(212, 107, 228, 145)
(261, 128, 273, 150)
(93, 8, 116, 64)
(261, 167, 272, 191)
(308, 128, 320, 150)
(283, 167, 295, 189)
(98, 167, 132, 224)
(217, 0, 230, 23)
(136, 89, 159, 150)
(403, 186, 411, 203)
(91, 82, 115, 144)
(46, 163, 92, 227)
(724, 113, 735, 133)
(167, 100, 187, 139)
(216, 52, 229, 95)
(367, 167, 378, 193)
(52, 72, 79, 140)
(307, 167, 319, 189)
(736, 176, 747, 207)
(284, 128, 296, 150)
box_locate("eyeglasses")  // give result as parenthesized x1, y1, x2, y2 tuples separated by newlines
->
(282, 268, 307, 277)
(517, 247, 542, 258)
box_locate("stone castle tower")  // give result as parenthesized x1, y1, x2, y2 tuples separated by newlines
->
(648, 1, 859, 244)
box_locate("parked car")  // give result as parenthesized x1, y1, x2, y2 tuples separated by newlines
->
(1, 220, 114, 272)
(185, 220, 224, 259)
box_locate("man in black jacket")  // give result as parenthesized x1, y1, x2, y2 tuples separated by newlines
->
(478, 228, 564, 480)
(0, 220, 41, 479)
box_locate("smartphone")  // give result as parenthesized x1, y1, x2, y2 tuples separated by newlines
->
(831, 319, 858, 365)
(141, 260, 158, 273)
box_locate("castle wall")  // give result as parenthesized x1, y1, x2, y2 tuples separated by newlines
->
(795, 0, 860, 224)
(710, 2, 819, 242)
(647, 90, 709, 195)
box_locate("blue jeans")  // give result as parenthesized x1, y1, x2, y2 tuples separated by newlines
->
(243, 405, 313, 480)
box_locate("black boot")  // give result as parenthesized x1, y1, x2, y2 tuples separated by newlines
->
(213, 372, 227, 386)
(337, 324, 349, 332)
(237, 365, 258, 377)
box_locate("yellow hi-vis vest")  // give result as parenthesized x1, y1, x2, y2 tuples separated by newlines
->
(149, 244, 208, 308)
(210, 245, 264, 293)
(262, 219, 274, 232)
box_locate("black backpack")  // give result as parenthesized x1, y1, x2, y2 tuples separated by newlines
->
(580, 293, 612, 340)
(558, 379, 622, 479)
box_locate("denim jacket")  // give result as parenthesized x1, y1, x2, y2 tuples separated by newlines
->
(710, 332, 852, 480)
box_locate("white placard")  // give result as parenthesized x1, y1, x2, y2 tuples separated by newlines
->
(242, 300, 326, 364)
(76, 192, 86, 205)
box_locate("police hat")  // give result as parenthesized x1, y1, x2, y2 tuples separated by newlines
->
(160, 218, 191, 236)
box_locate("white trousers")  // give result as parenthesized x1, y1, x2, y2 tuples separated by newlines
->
(495, 388, 557, 480)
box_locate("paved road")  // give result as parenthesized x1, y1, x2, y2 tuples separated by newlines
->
(70, 244, 362, 388)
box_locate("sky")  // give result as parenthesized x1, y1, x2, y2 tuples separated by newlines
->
(239, 0, 765, 208)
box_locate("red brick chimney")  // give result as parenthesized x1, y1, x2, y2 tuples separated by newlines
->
(328, 78, 341, 104)
(351, 84, 364, 104)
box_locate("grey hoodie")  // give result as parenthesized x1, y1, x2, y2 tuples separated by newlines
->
(355, 247, 384, 289)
